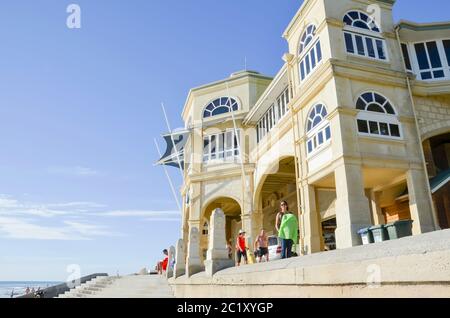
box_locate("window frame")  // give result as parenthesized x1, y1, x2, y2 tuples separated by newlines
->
(256, 86, 291, 144)
(203, 97, 240, 119)
(305, 104, 332, 157)
(203, 129, 241, 163)
(355, 92, 403, 141)
(298, 24, 323, 83)
(404, 39, 450, 81)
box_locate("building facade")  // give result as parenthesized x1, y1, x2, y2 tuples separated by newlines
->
(160, 0, 450, 265)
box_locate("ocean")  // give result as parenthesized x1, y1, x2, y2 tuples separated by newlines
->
(0, 281, 62, 298)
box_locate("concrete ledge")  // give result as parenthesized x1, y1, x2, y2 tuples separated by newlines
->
(169, 230, 450, 298)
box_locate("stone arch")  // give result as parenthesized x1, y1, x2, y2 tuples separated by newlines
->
(421, 124, 450, 142)
(199, 196, 242, 262)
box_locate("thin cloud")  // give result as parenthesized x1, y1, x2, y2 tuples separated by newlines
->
(47, 166, 102, 177)
(99, 210, 181, 217)
(0, 217, 117, 241)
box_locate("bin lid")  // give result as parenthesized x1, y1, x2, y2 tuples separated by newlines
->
(386, 220, 414, 226)
(369, 225, 385, 230)
(357, 228, 370, 234)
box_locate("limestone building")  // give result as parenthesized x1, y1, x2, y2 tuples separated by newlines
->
(158, 0, 450, 266)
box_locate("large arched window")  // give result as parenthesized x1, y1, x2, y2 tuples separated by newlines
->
(306, 104, 331, 155)
(343, 11, 380, 32)
(356, 92, 402, 139)
(343, 10, 387, 61)
(203, 97, 239, 119)
(299, 24, 322, 82)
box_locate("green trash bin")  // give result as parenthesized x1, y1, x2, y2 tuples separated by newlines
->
(385, 220, 414, 240)
(357, 227, 374, 245)
(369, 225, 389, 243)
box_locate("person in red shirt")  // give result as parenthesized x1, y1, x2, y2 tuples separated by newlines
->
(235, 230, 247, 266)
(161, 249, 169, 274)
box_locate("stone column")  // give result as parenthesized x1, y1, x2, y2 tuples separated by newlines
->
(205, 209, 234, 277)
(334, 163, 372, 249)
(166, 245, 175, 279)
(407, 169, 436, 234)
(186, 226, 203, 277)
(370, 191, 385, 225)
(302, 184, 322, 254)
(174, 239, 186, 279)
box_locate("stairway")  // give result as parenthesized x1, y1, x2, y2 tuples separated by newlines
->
(58, 275, 174, 298)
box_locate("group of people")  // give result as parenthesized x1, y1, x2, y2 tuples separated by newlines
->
(229, 200, 299, 266)
(155, 200, 299, 271)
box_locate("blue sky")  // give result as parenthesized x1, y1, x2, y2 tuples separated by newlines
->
(0, 0, 449, 281)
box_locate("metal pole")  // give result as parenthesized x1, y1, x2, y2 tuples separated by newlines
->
(154, 138, 182, 213)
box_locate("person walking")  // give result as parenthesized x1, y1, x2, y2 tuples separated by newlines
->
(278, 201, 299, 259)
(235, 230, 247, 266)
(254, 229, 269, 263)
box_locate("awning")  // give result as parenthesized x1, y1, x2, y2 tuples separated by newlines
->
(430, 168, 450, 194)
(156, 129, 190, 170)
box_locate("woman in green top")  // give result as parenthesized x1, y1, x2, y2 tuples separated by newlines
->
(278, 201, 299, 259)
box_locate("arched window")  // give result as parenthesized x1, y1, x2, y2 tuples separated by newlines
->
(343, 11, 387, 61)
(306, 104, 331, 155)
(356, 92, 402, 139)
(343, 11, 380, 32)
(299, 24, 322, 82)
(299, 25, 316, 54)
(203, 97, 239, 119)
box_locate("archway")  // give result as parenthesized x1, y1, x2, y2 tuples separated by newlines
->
(200, 197, 241, 261)
(254, 157, 298, 236)
(423, 132, 450, 229)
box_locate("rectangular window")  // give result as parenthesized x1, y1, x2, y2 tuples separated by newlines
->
(357, 120, 369, 133)
(379, 122, 389, 136)
(426, 42, 442, 68)
(366, 37, 376, 58)
(355, 35, 365, 55)
(299, 40, 322, 82)
(325, 126, 331, 140)
(305, 55, 311, 74)
(369, 121, 379, 135)
(376, 40, 386, 60)
(300, 62, 305, 80)
(311, 46, 317, 69)
(415, 43, 430, 70)
(318, 131, 324, 145)
(316, 41, 322, 62)
(210, 135, 216, 159)
(344, 32, 354, 53)
(401, 43, 412, 71)
(389, 124, 400, 137)
(345, 32, 387, 61)
(443, 40, 450, 67)
(414, 41, 445, 80)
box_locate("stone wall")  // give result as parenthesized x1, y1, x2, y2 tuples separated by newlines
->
(169, 230, 450, 298)
(415, 95, 450, 140)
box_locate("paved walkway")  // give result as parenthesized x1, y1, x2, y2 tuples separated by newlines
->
(92, 275, 174, 298)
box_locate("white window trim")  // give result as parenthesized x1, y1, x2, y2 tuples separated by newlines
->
(343, 29, 389, 62)
(405, 39, 450, 82)
(203, 129, 240, 164)
(299, 39, 323, 83)
(306, 120, 331, 158)
(343, 10, 383, 34)
(256, 87, 291, 144)
(356, 111, 403, 140)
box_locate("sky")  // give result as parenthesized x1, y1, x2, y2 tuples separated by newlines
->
(0, 0, 449, 281)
